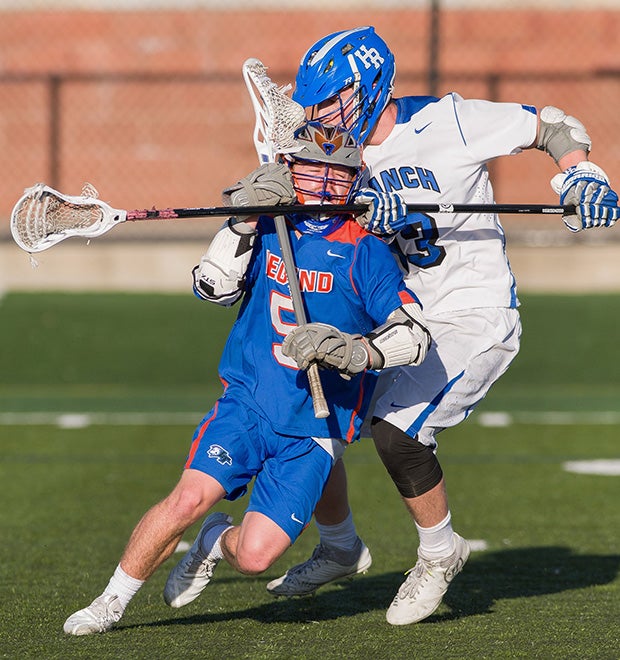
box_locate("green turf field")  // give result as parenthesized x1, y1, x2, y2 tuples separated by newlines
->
(1, 292, 619, 659)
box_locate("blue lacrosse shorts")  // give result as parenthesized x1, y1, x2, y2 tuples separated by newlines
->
(184, 393, 333, 543)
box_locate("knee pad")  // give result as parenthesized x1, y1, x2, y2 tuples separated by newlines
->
(371, 417, 443, 498)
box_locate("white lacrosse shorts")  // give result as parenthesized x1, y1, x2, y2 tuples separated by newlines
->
(371, 307, 521, 449)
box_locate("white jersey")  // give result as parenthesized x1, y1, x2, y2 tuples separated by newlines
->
(362, 93, 538, 316)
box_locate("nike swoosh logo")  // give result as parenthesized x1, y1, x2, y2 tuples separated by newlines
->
(414, 122, 432, 134)
(390, 402, 407, 409)
(291, 513, 304, 524)
(327, 250, 345, 259)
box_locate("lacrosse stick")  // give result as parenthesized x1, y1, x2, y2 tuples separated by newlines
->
(9, 182, 350, 254)
(11, 181, 573, 254)
(242, 57, 330, 419)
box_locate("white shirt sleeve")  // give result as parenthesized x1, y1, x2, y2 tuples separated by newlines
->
(450, 94, 538, 163)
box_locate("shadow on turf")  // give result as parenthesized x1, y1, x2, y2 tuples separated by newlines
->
(119, 545, 619, 628)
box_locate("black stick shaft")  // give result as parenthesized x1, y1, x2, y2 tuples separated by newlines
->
(273, 214, 330, 420)
(125, 202, 569, 221)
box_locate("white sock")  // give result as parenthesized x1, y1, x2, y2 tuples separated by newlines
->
(199, 524, 232, 560)
(104, 564, 145, 610)
(316, 511, 359, 552)
(416, 512, 455, 560)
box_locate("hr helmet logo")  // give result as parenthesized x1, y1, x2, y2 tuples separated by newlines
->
(207, 444, 233, 466)
(355, 45, 385, 70)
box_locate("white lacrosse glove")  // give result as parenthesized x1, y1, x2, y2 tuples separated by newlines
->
(551, 161, 620, 232)
(222, 163, 296, 220)
(282, 323, 371, 378)
(354, 188, 408, 236)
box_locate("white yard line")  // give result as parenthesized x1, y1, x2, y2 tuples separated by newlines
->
(476, 411, 620, 427)
(563, 459, 620, 476)
(2, 411, 618, 477)
(2, 410, 620, 427)
(0, 412, 202, 426)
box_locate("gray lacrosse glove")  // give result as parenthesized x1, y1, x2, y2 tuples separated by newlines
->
(282, 323, 370, 378)
(282, 304, 431, 378)
(222, 163, 296, 220)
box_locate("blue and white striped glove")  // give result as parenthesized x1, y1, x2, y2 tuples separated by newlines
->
(355, 188, 408, 236)
(551, 161, 619, 232)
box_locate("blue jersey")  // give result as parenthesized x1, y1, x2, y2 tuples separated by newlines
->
(217, 216, 418, 441)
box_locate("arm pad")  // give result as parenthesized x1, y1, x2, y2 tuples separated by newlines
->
(537, 106, 591, 164)
(281, 303, 431, 377)
(365, 302, 431, 369)
(192, 218, 256, 306)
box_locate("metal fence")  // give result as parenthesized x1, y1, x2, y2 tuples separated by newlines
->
(2, 5, 620, 241)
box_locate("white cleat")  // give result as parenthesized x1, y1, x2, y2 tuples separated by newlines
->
(163, 512, 233, 608)
(266, 537, 372, 597)
(386, 533, 470, 625)
(63, 594, 123, 636)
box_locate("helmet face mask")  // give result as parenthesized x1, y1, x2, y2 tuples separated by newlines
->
(282, 122, 364, 235)
(308, 86, 359, 140)
(293, 26, 395, 144)
(290, 161, 358, 206)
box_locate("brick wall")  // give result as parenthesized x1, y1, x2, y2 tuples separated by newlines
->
(1, 9, 619, 235)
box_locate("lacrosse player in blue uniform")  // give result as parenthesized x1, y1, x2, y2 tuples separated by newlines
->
(63, 121, 431, 635)
(267, 26, 620, 626)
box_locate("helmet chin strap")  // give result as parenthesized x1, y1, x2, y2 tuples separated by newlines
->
(290, 209, 346, 236)
(346, 58, 363, 129)
(287, 179, 352, 236)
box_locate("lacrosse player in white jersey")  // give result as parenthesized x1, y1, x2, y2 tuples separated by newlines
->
(63, 121, 432, 636)
(266, 26, 620, 626)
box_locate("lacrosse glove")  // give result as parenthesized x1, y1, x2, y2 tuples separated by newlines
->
(222, 163, 296, 221)
(283, 305, 431, 378)
(551, 161, 620, 232)
(282, 323, 371, 378)
(355, 188, 408, 235)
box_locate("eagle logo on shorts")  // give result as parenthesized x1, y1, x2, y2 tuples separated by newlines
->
(207, 444, 232, 466)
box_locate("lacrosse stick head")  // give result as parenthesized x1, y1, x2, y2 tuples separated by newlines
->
(293, 26, 395, 144)
(10, 183, 126, 252)
(242, 58, 306, 164)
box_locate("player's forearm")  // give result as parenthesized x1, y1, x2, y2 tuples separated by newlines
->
(557, 150, 589, 171)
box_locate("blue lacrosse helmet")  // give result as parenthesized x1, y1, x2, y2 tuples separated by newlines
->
(293, 26, 395, 144)
(282, 121, 363, 236)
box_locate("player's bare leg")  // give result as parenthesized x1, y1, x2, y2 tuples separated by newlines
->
(266, 460, 372, 597)
(161, 472, 232, 609)
(220, 512, 291, 574)
(122, 470, 225, 579)
(64, 470, 224, 635)
(402, 479, 449, 528)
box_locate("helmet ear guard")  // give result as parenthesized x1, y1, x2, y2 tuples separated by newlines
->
(293, 26, 395, 144)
